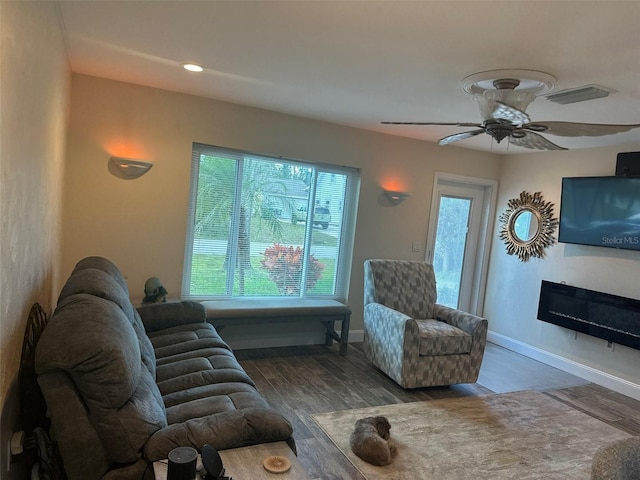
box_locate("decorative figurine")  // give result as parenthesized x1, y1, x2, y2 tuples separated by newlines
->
(142, 277, 167, 304)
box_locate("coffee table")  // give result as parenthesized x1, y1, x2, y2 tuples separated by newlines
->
(154, 441, 310, 479)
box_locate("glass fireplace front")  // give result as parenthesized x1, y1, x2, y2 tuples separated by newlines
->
(538, 280, 640, 351)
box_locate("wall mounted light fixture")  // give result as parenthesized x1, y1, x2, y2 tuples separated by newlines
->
(109, 157, 153, 178)
(384, 190, 411, 204)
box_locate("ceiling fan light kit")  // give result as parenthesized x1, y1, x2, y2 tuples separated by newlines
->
(461, 69, 556, 96)
(383, 69, 640, 151)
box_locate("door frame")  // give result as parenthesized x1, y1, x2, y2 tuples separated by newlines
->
(425, 172, 498, 316)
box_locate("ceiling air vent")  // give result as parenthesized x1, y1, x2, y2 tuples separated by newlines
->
(545, 84, 616, 105)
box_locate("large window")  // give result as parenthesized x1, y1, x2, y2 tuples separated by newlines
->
(182, 144, 359, 301)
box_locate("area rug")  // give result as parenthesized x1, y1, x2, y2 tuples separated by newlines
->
(312, 390, 631, 480)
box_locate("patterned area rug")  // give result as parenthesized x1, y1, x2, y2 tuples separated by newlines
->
(312, 390, 630, 480)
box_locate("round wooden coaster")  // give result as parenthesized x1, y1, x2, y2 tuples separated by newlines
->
(263, 455, 291, 474)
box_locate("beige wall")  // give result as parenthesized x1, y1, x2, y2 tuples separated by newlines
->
(0, 1, 69, 475)
(62, 74, 501, 332)
(485, 143, 640, 386)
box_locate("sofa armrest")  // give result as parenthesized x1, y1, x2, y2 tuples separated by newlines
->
(37, 371, 111, 479)
(143, 407, 294, 462)
(136, 301, 206, 333)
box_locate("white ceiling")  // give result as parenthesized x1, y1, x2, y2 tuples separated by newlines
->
(57, 1, 640, 154)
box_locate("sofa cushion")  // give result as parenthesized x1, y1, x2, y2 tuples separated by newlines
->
(99, 367, 167, 462)
(148, 323, 255, 390)
(36, 294, 167, 463)
(57, 267, 157, 378)
(165, 388, 267, 424)
(37, 371, 112, 480)
(161, 382, 260, 409)
(142, 321, 293, 461)
(71, 256, 129, 291)
(57, 268, 134, 317)
(143, 407, 293, 462)
(156, 359, 256, 394)
(416, 319, 472, 356)
(149, 323, 230, 357)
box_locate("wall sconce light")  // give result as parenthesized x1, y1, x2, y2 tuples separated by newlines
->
(384, 190, 411, 204)
(109, 157, 153, 178)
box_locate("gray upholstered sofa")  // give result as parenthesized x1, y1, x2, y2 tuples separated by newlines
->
(35, 257, 294, 480)
(364, 259, 488, 389)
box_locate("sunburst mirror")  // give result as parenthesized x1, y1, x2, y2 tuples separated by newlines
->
(499, 191, 558, 262)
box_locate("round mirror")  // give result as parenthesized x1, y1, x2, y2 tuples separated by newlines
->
(499, 191, 558, 262)
(512, 209, 539, 243)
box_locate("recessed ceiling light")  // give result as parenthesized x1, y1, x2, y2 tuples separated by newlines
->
(182, 63, 203, 72)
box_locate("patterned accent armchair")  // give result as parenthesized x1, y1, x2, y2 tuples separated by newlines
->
(364, 259, 488, 389)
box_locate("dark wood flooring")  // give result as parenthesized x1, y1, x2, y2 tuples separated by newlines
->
(234, 342, 640, 480)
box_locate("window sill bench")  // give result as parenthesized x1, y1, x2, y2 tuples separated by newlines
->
(200, 299, 351, 355)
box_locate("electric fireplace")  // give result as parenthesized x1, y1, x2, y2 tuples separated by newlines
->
(537, 280, 640, 351)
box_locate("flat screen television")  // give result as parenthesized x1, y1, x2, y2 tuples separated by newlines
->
(559, 176, 640, 251)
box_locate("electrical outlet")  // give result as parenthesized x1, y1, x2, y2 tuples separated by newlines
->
(606, 341, 616, 351)
(412, 241, 420, 252)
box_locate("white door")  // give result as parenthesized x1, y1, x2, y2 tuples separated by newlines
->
(426, 173, 497, 315)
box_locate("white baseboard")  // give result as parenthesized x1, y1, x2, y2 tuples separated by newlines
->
(488, 330, 640, 401)
(349, 329, 365, 343)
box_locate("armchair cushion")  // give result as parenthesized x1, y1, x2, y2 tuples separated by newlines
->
(416, 320, 472, 356)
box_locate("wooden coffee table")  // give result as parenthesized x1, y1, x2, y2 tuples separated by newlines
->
(154, 441, 310, 479)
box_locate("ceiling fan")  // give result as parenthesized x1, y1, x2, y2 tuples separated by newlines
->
(382, 70, 640, 151)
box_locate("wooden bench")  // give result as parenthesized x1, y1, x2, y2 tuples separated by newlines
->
(201, 299, 351, 355)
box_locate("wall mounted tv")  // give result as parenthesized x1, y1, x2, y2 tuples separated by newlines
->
(559, 176, 640, 251)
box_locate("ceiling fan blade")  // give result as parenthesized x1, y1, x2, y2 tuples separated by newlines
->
(381, 121, 482, 127)
(509, 131, 567, 151)
(439, 129, 486, 146)
(525, 121, 640, 137)
(492, 101, 530, 125)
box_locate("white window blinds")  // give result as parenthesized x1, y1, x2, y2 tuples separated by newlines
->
(182, 143, 359, 301)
